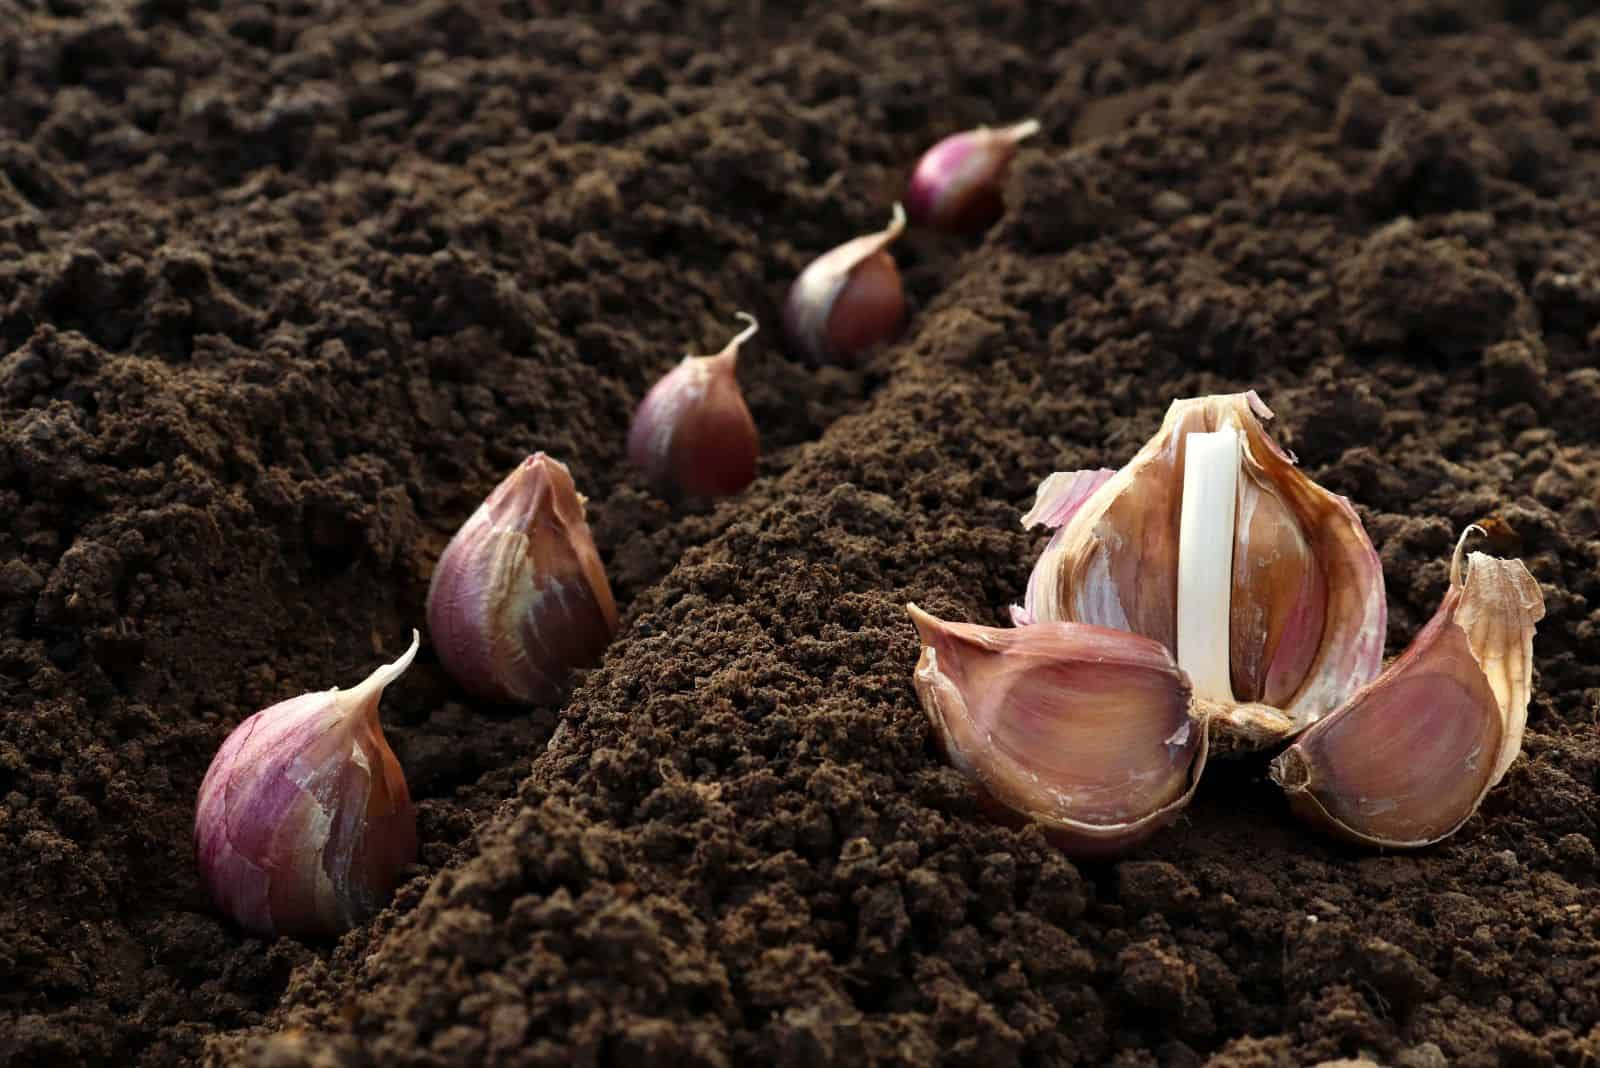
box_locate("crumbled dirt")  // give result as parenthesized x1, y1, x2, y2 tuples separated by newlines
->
(2, 1, 1599, 1066)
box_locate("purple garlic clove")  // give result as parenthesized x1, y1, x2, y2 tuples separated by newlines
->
(195, 632, 420, 938)
(783, 203, 907, 366)
(907, 603, 1205, 857)
(628, 313, 760, 499)
(1271, 528, 1545, 849)
(906, 119, 1040, 233)
(427, 454, 618, 704)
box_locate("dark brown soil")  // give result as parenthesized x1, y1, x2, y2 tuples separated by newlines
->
(3, 1, 1600, 1065)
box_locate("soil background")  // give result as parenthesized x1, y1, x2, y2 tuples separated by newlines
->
(2, 0, 1600, 1065)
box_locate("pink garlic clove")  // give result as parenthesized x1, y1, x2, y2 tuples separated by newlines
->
(627, 313, 760, 499)
(906, 119, 1040, 233)
(427, 454, 618, 704)
(195, 631, 420, 938)
(1270, 529, 1545, 848)
(1224, 397, 1385, 732)
(1230, 474, 1326, 708)
(783, 203, 907, 366)
(907, 603, 1205, 857)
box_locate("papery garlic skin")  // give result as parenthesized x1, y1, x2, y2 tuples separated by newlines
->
(906, 119, 1040, 233)
(908, 603, 1205, 857)
(1451, 535, 1545, 785)
(1271, 529, 1545, 849)
(195, 632, 420, 938)
(1019, 391, 1385, 749)
(783, 203, 907, 366)
(628, 313, 760, 498)
(427, 454, 618, 704)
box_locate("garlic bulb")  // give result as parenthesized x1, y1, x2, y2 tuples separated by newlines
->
(908, 604, 1205, 856)
(1017, 391, 1386, 751)
(915, 391, 1547, 856)
(1271, 528, 1545, 848)
(427, 454, 618, 704)
(194, 632, 420, 938)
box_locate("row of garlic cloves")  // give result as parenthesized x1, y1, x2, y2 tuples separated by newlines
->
(196, 454, 618, 937)
(909, 391, 1546, 855)
(627, 119, 1043, 500)
(191, 117, 1046, 939)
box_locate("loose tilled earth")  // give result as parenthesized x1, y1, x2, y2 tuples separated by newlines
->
(3, 0, 1600, 1065)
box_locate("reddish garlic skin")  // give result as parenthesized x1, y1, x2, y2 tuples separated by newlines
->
(628, 316, 759, 498)
(427, 454, 618, 704)
(194, 634, 419, 939)
(783, 204, 908, 366)
(820, 254, 904, 360)
(661, 380, 758, 497)
(906, 119, 1040, 233)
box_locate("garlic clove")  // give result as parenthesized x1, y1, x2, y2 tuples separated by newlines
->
(1225, 395, 1386, 731)
(783, 203, 907, 366)
(907, 118, 1040, 233)
(1230, 472, 1326, 708)
(627, 313, 760, 499)
(1270, 529, 1545, 849)
(1020, 391, 1385, 748)
(907, 603, 1205, 857)
(426, 454, 618, 704)
(195, 631, 420, 938)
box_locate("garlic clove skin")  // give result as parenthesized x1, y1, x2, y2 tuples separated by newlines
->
(195, 631, 420, 939)
(627, 313, 760, 499)
(1012, 468, 1117, 626)
(907, 603, 1205, 857)
(1270, 529, 1545, 849)
(1020, 391, 1385, 749)
(783, 203, 907, 366)
(1224, 399, 1385, 727)
(1451, 533, 1545, 785)
(427, 454, 618, 704)
(906, 119, 1040, 233)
